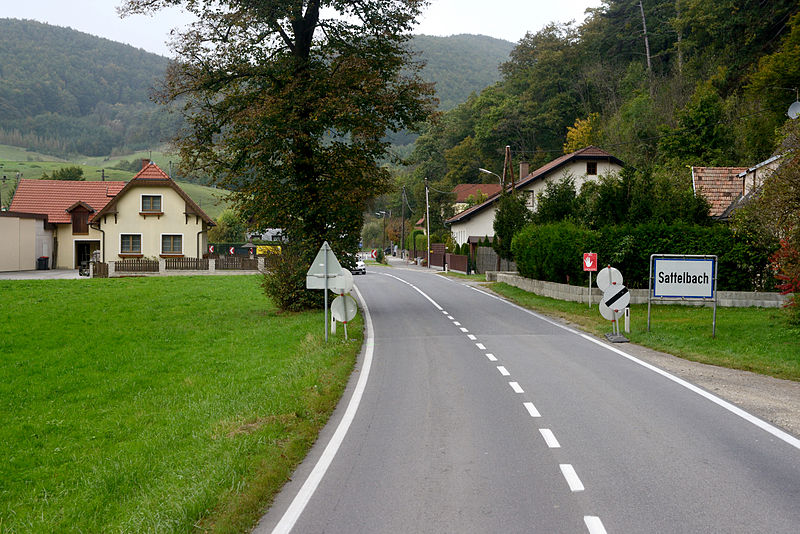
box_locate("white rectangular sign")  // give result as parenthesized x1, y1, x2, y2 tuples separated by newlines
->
(653, 257, 715, 298)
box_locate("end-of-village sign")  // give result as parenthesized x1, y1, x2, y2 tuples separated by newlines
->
(648, 254, 718, 337)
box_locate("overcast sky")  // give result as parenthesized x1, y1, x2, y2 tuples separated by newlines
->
(4, 1, 602, 57)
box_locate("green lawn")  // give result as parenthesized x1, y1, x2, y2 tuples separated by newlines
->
(490, 283, 800, 382)
(0, 276, 361, 533)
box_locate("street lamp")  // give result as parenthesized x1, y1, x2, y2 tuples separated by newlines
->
(479, 168, 503, 191)
(376, 211, 387, 250)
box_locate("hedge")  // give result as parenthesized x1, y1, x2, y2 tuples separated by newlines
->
(511, 221, 777, 291)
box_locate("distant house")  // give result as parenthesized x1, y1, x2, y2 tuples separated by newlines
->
(446, 146, 624, 246)
(692, 154, 784, 220)
(9, 160, 215, 269)
(451, 183, 502, 214)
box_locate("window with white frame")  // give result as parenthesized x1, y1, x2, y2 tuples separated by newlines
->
(161, 234, 182, 255)
(121, 234, 142, 254)
(141, 194, 162, 213)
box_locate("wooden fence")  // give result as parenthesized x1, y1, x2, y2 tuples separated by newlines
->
(446, 253, 469, 274)
(115, 259, 159, 273)
(216, 256, 259, 270)
(92, 261, 109, 278)
(165, 257, 209, 270)
(475, 246, 516, 274)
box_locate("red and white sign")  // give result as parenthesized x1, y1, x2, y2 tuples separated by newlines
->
(583, 253, 598, 272)
(229, 246, 235, 255)
(209, 245, 215, 254)
(370, 249, 377, 259)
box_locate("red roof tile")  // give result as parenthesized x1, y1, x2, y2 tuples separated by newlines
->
(10, 180, 126, 224)
(452, 183, 502, 203)
(692, 167, 747, 217)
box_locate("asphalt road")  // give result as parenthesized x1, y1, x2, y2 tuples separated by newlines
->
(256, 265, 800, 533)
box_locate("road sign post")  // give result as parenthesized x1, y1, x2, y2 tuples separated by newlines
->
(306, 241, 343, 342)
(583, 252, 598, 307)
(596, 266, 629, 343)
(648, 254, 718, 338)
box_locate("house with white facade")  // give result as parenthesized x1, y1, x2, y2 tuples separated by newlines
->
(446, 146, 624, 246)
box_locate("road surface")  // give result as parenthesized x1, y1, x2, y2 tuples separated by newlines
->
(256, 264, 800, 533)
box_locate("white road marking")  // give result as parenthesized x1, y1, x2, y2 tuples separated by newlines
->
(539, 428, 560, 448)
(441, 310, 448, 314)
(468, 334, 477, 340)
(560, 464, 584, 492)
(476, 342, 486, 350)
(447, 316, 454, 320)
(486, 353, 497, 361)
(497, 366, 510, 376)
(584, 516, 608, 534)
(453, 320, 460, 325)
(523, 402, 541, 417)
(460, 327, 469, 333)
(271, 284, 374, 534)
(467, 285, 800, 452)
(509, 382, 524, 393)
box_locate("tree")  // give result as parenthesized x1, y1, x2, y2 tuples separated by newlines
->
(47, 166, 85, 181)
(208, 208, 246, 244)
(120, 0, 435, 309)
(493, 192, 530, 261)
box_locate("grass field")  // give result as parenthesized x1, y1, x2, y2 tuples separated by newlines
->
(0, 276, 362, 533)
(490, 283, 800, 382)
(0, 145, 231, 220)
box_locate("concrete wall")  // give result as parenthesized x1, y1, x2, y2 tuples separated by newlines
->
(493, 272, 788, 309)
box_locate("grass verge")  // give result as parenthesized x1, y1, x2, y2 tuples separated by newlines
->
(0, 276, 362, 533)
(489, 282, 800, 382)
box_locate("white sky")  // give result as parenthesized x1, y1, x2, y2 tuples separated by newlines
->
(3, 1, 602, 57)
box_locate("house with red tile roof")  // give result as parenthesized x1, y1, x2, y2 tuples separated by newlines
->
(9, 160, 215, 269)
(445, 146, 624, 246)
(452, 183, 502, 214)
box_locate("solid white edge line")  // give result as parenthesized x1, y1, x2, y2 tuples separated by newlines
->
(539, 428, 560, 448)
(271, 284, 374, 534)
(559, 464, 585, 492)
(467, 285, 800, 451)
(584, 516, 608, 534)
(524, 401, 541, 417)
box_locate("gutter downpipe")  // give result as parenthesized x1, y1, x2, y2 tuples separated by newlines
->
(90, 221, 105, 262)
(197, 228, 208, 259)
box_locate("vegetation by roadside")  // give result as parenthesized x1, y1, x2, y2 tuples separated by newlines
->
(489, 282, 800, 382)
(440, 272, 485, 282)
(0, 276, 361, 533)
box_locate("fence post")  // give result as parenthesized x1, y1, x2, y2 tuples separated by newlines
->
(158, 259, 166, 274)
(258, 257, 265, 272)
(209, 258, 216, 272)
(109, 261, 116, 277)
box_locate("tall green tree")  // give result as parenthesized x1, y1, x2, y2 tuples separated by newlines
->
(121, 0, 435, 308)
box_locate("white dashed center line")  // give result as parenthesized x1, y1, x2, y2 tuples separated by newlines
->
(560, 464, 585, 492)
(523, 401, 541, 417)
(460, 327, 469, 333)
(584, 516, 608, 534)
(476, 342, 486, 350)
(468, 334, 477, 341)
(485, 353, 497, 361)
(539, 428, 560, 448)
(497, 366, 510, 376)
(509, 382, 524, 393)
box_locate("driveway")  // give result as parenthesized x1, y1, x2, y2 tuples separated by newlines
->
(0, 269, 83, 280)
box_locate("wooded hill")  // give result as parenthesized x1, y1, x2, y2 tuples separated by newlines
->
(0, 18, 512, 159)
(396, 0, 800, 234)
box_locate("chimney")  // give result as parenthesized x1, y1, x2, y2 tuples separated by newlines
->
(141, 159, 151, 170)
(519, 162, 529, 179)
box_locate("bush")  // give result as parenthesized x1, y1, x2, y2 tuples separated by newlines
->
(261, 247, 324, 311)
(513, 221, 778, 290)
(376, 247, 386, 264)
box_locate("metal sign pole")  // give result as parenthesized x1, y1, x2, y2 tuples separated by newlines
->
(647, 254, 653, 332)
(588, 271, 592, 308)
(324, 244, 329, 343)
(712, 256, 717, 338)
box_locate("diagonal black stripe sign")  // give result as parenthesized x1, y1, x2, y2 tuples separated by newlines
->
(604, 286, 628, 307)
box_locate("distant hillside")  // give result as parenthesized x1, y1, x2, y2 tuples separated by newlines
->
(0, 20, 512, 159)
(411, 34, 514, 110)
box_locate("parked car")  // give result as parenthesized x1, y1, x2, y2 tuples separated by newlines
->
(350, 258, 367, 275)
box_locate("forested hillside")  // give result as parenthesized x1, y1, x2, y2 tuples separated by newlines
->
(397, 0, 800, 234)
(0, 19, 510, 158)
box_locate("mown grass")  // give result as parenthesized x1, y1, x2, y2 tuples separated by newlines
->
(490, 283, 800, 382)
(0, 276, 362, 533)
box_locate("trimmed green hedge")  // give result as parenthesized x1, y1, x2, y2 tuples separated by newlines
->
(511, 221, 776, 291)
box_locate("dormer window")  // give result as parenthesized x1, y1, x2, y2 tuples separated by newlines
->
(72, 210, 88, 235)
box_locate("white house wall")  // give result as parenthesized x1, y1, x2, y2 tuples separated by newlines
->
(99, 185, 206, 260)
(451, 205, 497, 246)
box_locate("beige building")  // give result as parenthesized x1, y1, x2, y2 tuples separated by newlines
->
(446, 146, 624, 246)
(0, 212, 50, 271)
(8, 161, 215, 269)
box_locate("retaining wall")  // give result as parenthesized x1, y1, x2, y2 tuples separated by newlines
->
(492, 272, 788, 308)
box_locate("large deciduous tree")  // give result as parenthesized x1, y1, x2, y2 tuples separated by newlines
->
(119, 0, 435, 306)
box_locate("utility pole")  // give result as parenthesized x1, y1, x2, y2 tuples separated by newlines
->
(401, 187, 406, 262)
(638, 0, 653, 96)
(425, 177, 431, 269)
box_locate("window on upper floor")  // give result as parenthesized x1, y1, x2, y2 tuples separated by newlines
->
(72, 211, 88, 235)
(121, 234, 142, 254)
(161, 234, 182, 255)
(586, 161, 598, 175)
(141, 195, 162, 213)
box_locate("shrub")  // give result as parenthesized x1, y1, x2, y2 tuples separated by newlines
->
(261, 247, 323, 311)
(376, 247, 386, 264)
(771, 237, 800, 324)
